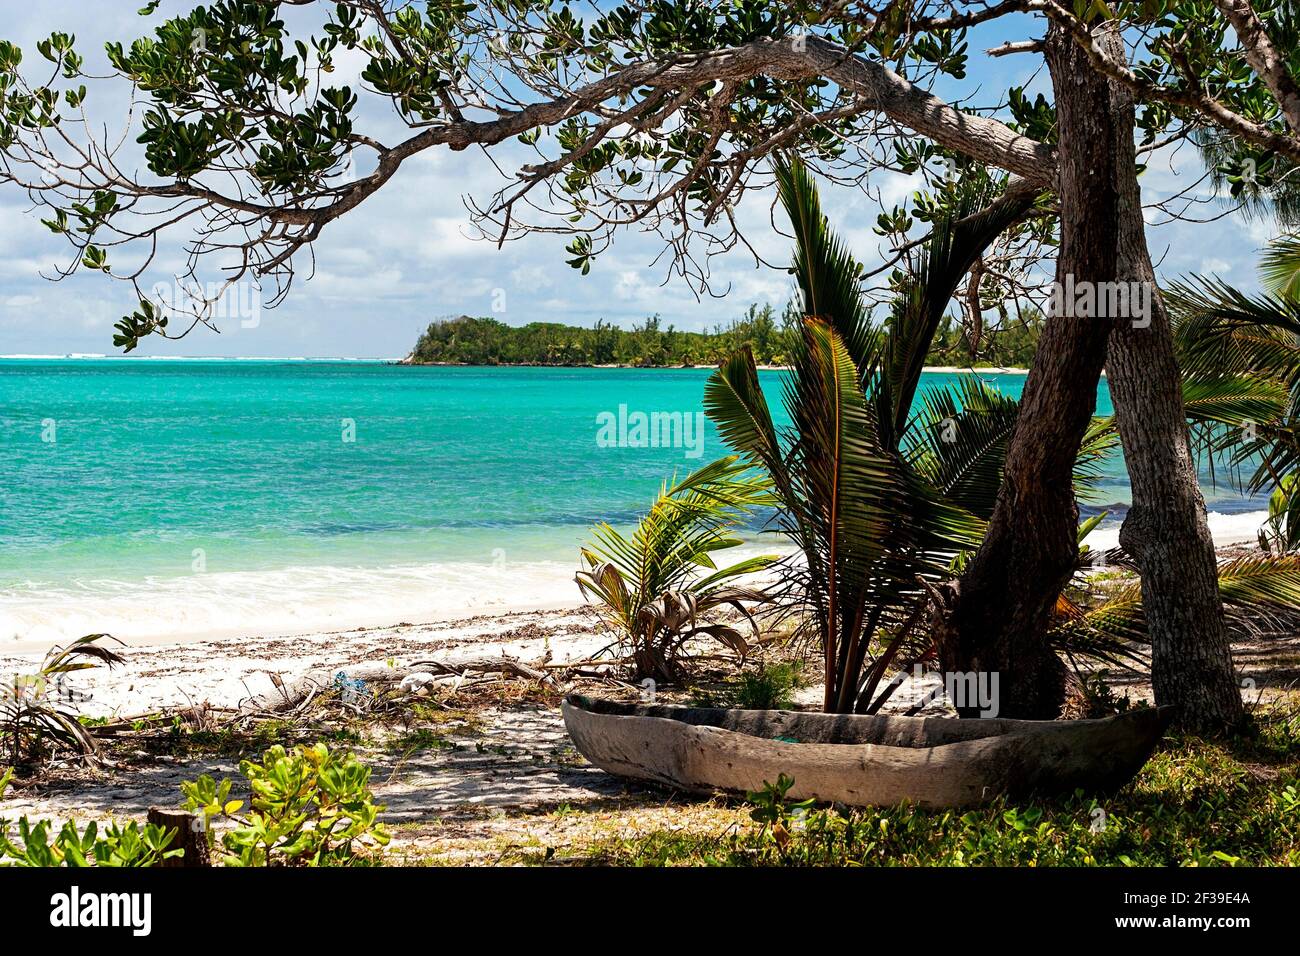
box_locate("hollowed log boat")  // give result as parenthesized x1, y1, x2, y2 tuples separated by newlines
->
(562, 694, 1174, 809)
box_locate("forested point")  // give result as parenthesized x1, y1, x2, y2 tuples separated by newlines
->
(404, 306, 1044, 368)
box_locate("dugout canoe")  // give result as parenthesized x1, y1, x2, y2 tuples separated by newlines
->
(561, 694, 1173, 808)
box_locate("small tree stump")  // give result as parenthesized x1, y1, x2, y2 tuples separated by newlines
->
(147, 807, 211, 867)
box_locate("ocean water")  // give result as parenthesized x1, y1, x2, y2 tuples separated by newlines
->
(0, 359, 1265, 645)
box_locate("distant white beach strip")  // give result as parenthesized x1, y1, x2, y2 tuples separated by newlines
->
(1083, 509, 1267, 551)
(0, 514, 1266, 651)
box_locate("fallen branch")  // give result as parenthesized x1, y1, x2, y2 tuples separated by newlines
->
(237, 655, 562, 716)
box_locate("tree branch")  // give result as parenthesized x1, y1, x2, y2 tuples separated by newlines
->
(1211, 0, 1300, 136)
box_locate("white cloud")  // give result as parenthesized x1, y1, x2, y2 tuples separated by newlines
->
(614, 271, 652, 301)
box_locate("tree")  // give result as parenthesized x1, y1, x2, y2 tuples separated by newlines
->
(5, 1, 1298, 729)
(708, 156, 1066, 714)
(708, 156, 1300, 714)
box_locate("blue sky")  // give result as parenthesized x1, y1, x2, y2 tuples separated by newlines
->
(0, 2, 1279, 358)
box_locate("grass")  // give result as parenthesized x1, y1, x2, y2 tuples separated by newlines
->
(734, 662, 805, 710)
(498, 706, 1300, 867)
(690, 660, 808, 711)
(383, 728, 458, 756)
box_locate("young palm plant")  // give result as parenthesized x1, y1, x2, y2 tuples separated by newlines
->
(703, 157, 1044, 714)
(2, 634, 124, 768)
(707, 158, 1300, 715)
(576, 456, 776, 683)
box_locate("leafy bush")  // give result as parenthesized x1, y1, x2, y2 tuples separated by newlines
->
(182, 743, 390, 866)
(1062, 671, 1135, 720)
(0, 769, 179, 867)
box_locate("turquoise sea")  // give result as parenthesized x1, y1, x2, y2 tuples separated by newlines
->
(0, 359, 1264, 645)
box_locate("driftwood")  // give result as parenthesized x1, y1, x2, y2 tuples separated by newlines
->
(147, 807, 210, 867)
(562, 694, 1174, 809)
(410, 656, 556, 683)
(238, 655, 559, 716)
(79, 656, 579, 745)
(91, 705, 232, 737)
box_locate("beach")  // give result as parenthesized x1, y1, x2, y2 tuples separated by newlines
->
(0, 507, 1269, 721)
(0, 606, 606, 717)
(0, 366, 1291, 867)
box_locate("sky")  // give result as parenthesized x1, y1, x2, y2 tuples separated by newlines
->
(0, 1, 1281, 358)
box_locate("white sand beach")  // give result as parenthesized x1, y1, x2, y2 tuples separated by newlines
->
(0, 607, 608, 719)
(0, 510, 1269, 721)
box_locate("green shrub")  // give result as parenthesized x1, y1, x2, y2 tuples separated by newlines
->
(735, 663, 804, 710)
(0, 769, 180, 867)
(182, 742, 390, 866)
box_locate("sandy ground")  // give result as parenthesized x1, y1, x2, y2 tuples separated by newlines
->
(3, 589, 1297, 864)
(0, 607, 611, 718)
(0, 607, 652, 859)
(0, 603, 948, 859)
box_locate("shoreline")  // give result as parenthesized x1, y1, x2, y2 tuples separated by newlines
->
(0, 593, 588, 656)
(0, 513, 1272, 719)
(5, 355, 1037, 373)
(0, 510, 1267, 654)
(394, 357, 1034, 373)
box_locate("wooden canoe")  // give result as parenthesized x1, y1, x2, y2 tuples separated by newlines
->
(561, 694, 1174, 808)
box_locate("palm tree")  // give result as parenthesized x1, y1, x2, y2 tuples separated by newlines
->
(575, 456, 776, 682)
(705, 157, 1300, 715)
(704, 157, 1043, 713)
(1166, 245, 1300, 549)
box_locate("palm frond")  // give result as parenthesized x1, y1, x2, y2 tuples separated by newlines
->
(41, 634, 126, 675)
(773, 156, 880, 378)
(1262, 235, 1300, 299)
(575, 456, 777, 680)
(1050, 554, 1300, 671)
(1181, 373, 1292, 428)
(904, 376, 1019, 519)
(1216, 555, 1300, 634)
(703, 347, 784, 480)
(882, 178, 1039, 450)
(2, 634, 123, 766)
(1168, 275, 1300, 379)
(905, 377, 1117, 517)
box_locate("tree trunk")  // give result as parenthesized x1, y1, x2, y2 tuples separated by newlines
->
(147, 807, 210, 867)
(1103, 44, 1246, 734)
(965, 258, 985, 361)
(933, 24, 1122, 719)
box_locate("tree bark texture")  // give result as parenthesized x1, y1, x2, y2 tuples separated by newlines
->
(1104, 38, 1245, 734)
(934, 24, 1123, 719)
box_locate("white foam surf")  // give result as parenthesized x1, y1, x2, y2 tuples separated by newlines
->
(0, 558, 584, 649)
